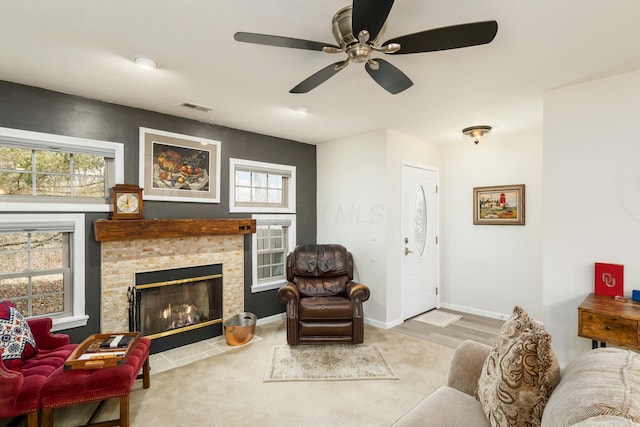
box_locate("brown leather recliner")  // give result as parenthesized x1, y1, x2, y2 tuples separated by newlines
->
(278, 244, 370, 345)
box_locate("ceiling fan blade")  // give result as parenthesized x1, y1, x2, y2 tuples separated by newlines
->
(383, 20, 498, 54)
(290, 62, 345, 93)
(365, 58, 413, 94)
(234, 32, 338, 51)
(352, 0, 394, 41)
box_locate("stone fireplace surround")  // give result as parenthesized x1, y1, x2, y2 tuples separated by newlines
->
(94, 219, 255, 334)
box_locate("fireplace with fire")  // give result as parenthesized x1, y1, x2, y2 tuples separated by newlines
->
(129, 264, 223, 353)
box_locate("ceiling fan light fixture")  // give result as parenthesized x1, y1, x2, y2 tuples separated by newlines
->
(462, 125, 492, 144)
(134, 56, 158, 70)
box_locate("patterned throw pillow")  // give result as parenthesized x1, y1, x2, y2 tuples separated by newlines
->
(0, 300, 38, 369)
(476, 306, 561, 427)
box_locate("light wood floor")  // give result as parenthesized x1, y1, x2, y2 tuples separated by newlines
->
(391, 308, 505, 349)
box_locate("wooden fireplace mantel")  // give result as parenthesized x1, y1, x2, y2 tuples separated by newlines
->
(93, 218, 256, 242)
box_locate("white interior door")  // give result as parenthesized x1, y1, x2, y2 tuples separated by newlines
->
(401, 164, 438, 320)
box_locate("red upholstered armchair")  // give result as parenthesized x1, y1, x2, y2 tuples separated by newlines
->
(278, 244, 370, 345)
(0, 316, 76, 427)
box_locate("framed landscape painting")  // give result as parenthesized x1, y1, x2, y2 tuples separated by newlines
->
(473, 184, 525, 225)
(139, 127, 221, 203)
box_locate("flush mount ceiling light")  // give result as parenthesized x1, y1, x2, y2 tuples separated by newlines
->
(462, 125, 492, 144)
(134, 56, 158, 70)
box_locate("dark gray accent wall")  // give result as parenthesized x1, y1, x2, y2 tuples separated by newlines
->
(0, 80, 316, 343)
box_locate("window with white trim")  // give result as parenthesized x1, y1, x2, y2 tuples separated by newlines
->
(229, 158, 295, 213)
(252, 214, 296, 293)
(0, 214, 88, 330)
(0, 127, 124, 212)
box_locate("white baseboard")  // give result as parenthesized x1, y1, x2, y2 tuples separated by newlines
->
(256, 312, 285, 326)
(364, 317, 403, 329)
(261, 305, 512, 330)
(439, 302, 511, 321)
(258, 312, 403, 330)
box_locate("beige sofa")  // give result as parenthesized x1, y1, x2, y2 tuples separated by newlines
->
(392, 340, 640, 426)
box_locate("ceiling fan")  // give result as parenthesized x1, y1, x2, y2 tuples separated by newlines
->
(234, 0, 498, 95)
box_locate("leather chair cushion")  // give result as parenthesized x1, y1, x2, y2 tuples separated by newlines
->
(294, 276, 348, 297)
(290, 244, 350, 277)
(299, 296, 353, 320)
(299, 320, 352, 337)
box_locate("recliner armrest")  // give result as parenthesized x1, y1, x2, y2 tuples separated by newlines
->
(278, 283, 300, 302)
(26, 318, 70, 350)
(446, 340, 492, 397)
(346, 282, 370, 302)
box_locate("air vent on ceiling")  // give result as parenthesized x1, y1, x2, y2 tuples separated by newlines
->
(180, 102, 214, 113)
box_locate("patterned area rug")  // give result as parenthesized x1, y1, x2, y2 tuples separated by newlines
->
(414, 310, 462, 328)
(264, 344, 398, 382)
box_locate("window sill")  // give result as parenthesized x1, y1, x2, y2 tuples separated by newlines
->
(251, 280, 286, 293)
(0, 202, 110, 213)
(51, 314, 89, 331)
(230, 206, 295, 214)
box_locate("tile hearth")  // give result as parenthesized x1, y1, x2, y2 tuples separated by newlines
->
(149, 334, 263, 375)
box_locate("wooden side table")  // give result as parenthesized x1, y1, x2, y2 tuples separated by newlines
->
(578, 293, 640, 349)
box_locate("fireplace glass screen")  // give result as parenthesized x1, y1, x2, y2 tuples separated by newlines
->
(132, 265, 222, 339)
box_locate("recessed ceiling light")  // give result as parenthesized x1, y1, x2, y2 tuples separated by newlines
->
(293, 106, 309, 115)
(134, 56, 158, 70)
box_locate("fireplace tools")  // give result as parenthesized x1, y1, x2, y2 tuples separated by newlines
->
(127, 287, 137, 333)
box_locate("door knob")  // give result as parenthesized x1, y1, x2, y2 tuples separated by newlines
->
(404, 247, 414, 256)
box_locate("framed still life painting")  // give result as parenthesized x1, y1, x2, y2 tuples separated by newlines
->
(139, 127, 221, 203)
(473, 184, 525, 225)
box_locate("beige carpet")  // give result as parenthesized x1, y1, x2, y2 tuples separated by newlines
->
(264, 344, 398, 382)
(414, 309, 463, 328)
(39, 319, 454, 427)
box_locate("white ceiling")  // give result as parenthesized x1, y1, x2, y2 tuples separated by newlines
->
(2, 1, 640, 145)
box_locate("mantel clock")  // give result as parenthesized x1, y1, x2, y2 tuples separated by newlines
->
(111, 184, 144, 220)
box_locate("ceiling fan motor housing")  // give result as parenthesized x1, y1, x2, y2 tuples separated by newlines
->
(332, 6, 386, 53)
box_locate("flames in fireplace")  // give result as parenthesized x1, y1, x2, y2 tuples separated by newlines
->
(158, 303, 202, 330)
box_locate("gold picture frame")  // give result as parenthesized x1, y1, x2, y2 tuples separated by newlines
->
(473, 184, 525, 225)
(139, 127, 221, 203)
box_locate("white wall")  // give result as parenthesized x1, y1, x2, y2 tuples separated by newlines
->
(543, 69, 640, 365)
(317, 129, 440, 327)
(317, 130, 389, 324)
(439, 126, 544, 320)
